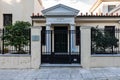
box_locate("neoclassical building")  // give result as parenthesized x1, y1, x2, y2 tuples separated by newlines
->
(0, 0, 120, 68)
(31, 3, 120, 64)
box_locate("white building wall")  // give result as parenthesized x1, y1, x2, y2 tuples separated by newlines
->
(34, 0, 44, 15)
(0, 0, 34, 27)
(112, 8, 120, 15)
(0, 0, 44, 27)
(102, 5, 108, 14)
(93, 4, 103, 15)
(93, 2, 120, 15)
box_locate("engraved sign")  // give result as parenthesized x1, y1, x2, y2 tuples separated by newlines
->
(47, 17, 74, 23)
(54, 18, 71, 22)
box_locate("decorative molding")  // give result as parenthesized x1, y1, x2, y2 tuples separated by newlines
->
(32, 12, 120, 17)
(41, 4, 79, 16)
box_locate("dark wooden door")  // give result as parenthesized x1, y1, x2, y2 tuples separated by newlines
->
(54, 27, 68, 53)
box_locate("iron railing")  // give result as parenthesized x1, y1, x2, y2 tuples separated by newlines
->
(0, 28, 31, 54)
(91, 27, 120, 54)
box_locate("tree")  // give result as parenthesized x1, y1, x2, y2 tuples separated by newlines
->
(91, 27, 119, 53)
(3, 21, 31, 54)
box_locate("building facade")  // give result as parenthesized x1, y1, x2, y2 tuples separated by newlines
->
(31, 4, 120, 65)
(0, 0, 120, 69)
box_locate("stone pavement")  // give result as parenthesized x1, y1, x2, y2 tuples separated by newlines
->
(0, 67, 120, 80)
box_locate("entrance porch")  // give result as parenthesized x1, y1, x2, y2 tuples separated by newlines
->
(41, 25, 81, 64)
(40, 4, 80, 64)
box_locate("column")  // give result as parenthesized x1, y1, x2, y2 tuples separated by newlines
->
(31, 27, 41, 68)
(80, 26, 91, 69)
(46, 24, 51, 53)
(70, 24, 76, 52)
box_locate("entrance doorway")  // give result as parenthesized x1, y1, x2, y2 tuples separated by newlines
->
(54, 27, 68, 53)
(52, 27, 69, 63)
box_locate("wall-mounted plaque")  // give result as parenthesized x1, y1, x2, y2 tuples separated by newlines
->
(32, 35, 40, 41)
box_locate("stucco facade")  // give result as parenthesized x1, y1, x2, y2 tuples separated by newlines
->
(0, 0, 44, 27)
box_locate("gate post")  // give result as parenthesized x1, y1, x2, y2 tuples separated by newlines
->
(80, 26, 91, 69)
(31, 27, 41, 69)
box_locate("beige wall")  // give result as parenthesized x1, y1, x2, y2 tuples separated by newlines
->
(34, 21, 46, 26)
(31, 27, 41, 68)
(33, 18, 120, 28)
(90, 56, 120, 68)
(76, 22, 120, 28)
(0, 55, 31, 69)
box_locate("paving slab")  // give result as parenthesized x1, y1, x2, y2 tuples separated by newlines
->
(0, 67, 120, 80)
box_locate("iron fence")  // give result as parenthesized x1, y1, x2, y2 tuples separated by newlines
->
(0, 28, 31, 54)
(41, 30, 81, 64)
(91, 27, 120, 54)
(0, 29, 3, 54)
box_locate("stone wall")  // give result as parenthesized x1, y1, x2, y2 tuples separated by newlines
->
(90, 56, 120, 68)
(0, 55, 31, 69)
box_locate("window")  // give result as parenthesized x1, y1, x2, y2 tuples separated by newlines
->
(105, 26, 115, 36)
(76, 26, 80, 45)
(3, 14, 12, 26)
(108, 5, 116, 12)
(41, 27, 46, 45)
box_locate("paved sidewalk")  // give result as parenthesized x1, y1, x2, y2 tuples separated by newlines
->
(0, 67, 120, 80)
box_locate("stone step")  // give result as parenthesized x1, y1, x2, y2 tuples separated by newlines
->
(40, 64, 82, 68)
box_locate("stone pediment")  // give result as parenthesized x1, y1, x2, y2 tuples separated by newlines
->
(42, 4, 79, 17)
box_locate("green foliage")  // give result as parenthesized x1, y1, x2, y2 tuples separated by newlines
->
(3, 21, 31, 54)
(91, 27, 119, 53)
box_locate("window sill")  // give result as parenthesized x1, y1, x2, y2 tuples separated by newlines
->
(0, 54, 31, 57)
(91, 54, 120, 57)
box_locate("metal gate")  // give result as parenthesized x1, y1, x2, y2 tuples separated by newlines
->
(41, 28, 81, 64)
